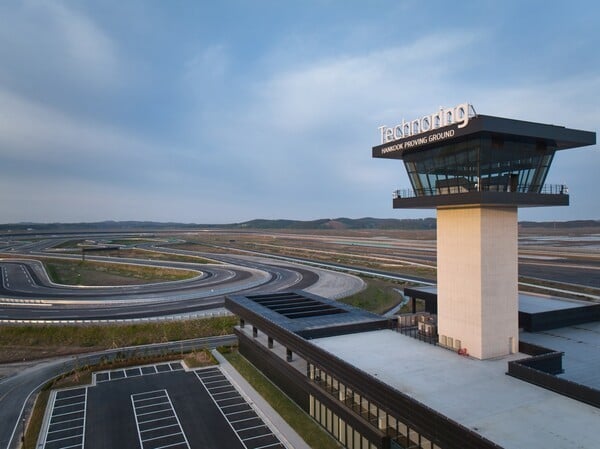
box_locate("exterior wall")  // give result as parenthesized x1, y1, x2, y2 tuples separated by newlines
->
(236, 329, 310, 411)
(437, 206, 518, 359)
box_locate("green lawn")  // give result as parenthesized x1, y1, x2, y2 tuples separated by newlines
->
(43, 258, 198, 285)
(0, 316, 236, 363)
(222, 349, 342, 449)
(338, 277, 410, 314)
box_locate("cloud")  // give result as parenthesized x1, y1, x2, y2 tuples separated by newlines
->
(0, 1, 121, 94)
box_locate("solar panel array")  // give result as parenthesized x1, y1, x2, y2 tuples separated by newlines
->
(248, 292, 348, 320)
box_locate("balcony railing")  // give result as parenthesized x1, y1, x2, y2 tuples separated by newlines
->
(393, 183, 568, 199)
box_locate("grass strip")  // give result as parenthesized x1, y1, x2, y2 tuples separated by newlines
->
(222, 349, 342, 449)
(0, 316, 237, 363)
(338, 277, 410, 314)
(42, 257, 198, 285)
(102, 248, 215, 264)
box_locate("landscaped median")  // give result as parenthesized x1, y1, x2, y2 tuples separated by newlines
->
(0, 316, 237, 363)
(42, 257, 200, 285)
(219, 346, 343, 449)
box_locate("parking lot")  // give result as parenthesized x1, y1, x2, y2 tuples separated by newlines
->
(38, 362, 287, 449)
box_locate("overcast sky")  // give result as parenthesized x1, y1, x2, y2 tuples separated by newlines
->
(0, 1, 598, 224)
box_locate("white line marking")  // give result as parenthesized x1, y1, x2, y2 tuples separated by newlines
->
(237, 424, 268, 432)
(202, 379, 230, 385)
(230, 417, 260, 424)
(196, 374, 224, 381)
(50, 410, 84, 418)
(253, 443, 283, 449)
(153, 442, 189, 449)
(242, 432, 275, 441)
(53, 401, 85, 409)
(195, 371, 280, 449)
(131, 390, 190, 449)
(48, 417, 84, 426)
(47, 425, 84, 434)
(136, 408, 172, 417)
(135, 395, 170, 403)
(137, 416, 176, 425)
(142, 431, 184, 443)
(211, 390, 238, 396)
(140, 423, 179, 433)
(81, 387, 88, 449)
(219, 402, 248, 409)
(136, 400, 170, 409)
(44, 433, 83, 444)
(224, 409, 254, 417)
(51, 444, 85, 449)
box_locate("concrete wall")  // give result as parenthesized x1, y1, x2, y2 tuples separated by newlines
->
(437, 206, 518, 359)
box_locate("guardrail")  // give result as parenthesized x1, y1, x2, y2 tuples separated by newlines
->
(393, 183, 568, 199)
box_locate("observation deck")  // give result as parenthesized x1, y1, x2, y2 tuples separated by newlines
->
(391, 183, 569, 209)
(373, 114, 595, 209)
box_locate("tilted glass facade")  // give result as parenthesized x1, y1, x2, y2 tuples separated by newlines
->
(403, 136, 555, 196)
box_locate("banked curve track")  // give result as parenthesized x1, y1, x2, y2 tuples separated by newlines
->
(0, 234, 322, 322)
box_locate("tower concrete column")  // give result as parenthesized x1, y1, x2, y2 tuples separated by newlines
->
(436, 206, 519, 359)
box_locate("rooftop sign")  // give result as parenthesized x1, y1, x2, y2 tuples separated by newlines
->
(378, 103, 476, 145)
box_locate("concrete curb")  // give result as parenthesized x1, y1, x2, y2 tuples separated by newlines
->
(212, 349, 311, 449)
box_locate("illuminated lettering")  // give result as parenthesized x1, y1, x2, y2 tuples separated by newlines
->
(378, 103, 476, 144)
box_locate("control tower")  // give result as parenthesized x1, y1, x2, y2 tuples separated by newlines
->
(373, 104, 596, 359)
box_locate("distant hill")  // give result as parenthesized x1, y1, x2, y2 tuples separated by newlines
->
(1, 218, 598, 234)
(233, 217, 437, 230)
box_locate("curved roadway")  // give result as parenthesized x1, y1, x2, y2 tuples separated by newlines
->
(0, 234, 361, 322)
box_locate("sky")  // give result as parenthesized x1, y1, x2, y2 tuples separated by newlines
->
(0, 0, 598, 224)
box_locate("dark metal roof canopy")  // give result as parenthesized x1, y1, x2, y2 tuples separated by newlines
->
(372, 115, 596, 209)
(373, 115, 596, 159)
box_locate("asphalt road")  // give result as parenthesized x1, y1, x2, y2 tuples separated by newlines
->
(0, 234, 329, 321)
(0, 334, 237, 449)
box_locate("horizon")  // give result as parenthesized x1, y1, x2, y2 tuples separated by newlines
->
(1, 1, 598, 223)
(1, 216, 598, 228)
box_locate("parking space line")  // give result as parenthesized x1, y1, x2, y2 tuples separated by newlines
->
(254, 444, 284, 449)
(53, 401, 85, 409)
(138, 416, 176, 425)
(243, 432, 275, 441)
(142, 431, 183, 442)
(202, 379, 229, 385)
(194, 368, 286, 449)
(45, 434, 83, 444)
(224, 409, 254, 417)
(131, 389, 190, 449)
(50, 410, 84, 418)
(230, 417, 259, 424)
(136, 408, 172, 417)
(211, 389, 237, 396)
(219, 402, 249, 409)
(55, 393, 85, 401)
(42, 388, 87, 449)
(47, 425, 84, 434)
(136, 400, 170, 409)
(196, 374, 224, 380)
(238, 424, 269, 432)
(53, 444, 86, 449)
(48, 417, 83, 426)
(135, 395, 167, 403)
(153, 442, 188, 449)
(141, 423, 179, 433)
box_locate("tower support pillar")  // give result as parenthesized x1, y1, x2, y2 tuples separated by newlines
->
(437, 206, 519, 359)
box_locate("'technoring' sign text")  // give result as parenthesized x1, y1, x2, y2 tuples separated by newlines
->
(378, 103, 475, 145)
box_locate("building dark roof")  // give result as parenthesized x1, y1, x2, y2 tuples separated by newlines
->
(225, 290, 390, 338)
(373, 114, 596, 160)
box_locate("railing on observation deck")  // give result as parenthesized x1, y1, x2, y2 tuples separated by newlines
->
(393, 184, 568, 199)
